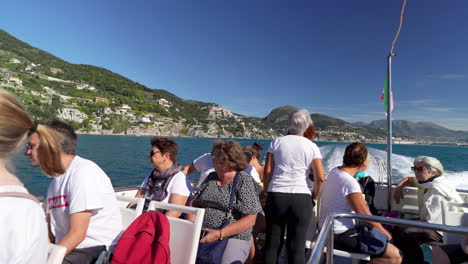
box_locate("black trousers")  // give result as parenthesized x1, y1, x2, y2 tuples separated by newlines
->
(62, 245, 106, 264)
(392, 226, 443, 264)
(263, 192, 313, 264)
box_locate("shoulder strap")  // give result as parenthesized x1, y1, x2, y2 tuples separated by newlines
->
(227, 171, 240, 212)
(0, 192, 40, 203)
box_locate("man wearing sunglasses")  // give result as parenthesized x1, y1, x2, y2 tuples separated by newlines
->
(25, 120, 122, 264)
(392, 156, 464, 264)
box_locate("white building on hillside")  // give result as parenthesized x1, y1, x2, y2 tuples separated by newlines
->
(158, 98, 172, 107)
(57, 108, 88, 123)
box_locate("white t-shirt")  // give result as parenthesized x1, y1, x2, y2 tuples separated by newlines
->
(319, 167, 362, 233)
(0, 185, 48, 264)
(267, 135, 322, 194)
(140, 171, 191, 203)
(244, 165, 261, 185)
(47, 156, 122, 249)
(193, 153, 262, 187)
(193, 153, 215, 186)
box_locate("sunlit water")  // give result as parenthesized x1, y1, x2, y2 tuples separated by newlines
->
(10, 135, 468, 196)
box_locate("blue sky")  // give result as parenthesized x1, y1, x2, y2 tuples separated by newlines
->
(1, 0, 468, 130)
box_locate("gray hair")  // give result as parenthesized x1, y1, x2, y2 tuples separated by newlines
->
(414, 156, 444, 176)
(288, 109, 313, 135)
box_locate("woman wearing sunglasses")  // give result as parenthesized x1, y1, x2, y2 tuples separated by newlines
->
(132, 137, 191, 218)
(393, 156, 464, 264)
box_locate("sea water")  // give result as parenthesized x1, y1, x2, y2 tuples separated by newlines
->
(11, 135, 468, 196)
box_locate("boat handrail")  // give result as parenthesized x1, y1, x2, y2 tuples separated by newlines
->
(308, 212, 468, 264)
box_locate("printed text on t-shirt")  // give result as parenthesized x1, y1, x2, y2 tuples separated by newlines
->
(48, 195, 69, 209)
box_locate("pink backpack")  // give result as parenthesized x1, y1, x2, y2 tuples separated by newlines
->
(112, 211, 171, 264)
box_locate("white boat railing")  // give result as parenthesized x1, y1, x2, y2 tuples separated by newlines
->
(308, 212, 468, 264)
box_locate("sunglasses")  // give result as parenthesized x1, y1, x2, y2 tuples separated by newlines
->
(411, 166, 427, 172)
(149, 150, 161, 157)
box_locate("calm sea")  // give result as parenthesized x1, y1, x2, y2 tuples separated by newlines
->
(11, 135, 468, 196)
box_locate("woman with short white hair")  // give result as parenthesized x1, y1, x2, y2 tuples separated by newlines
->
(262, 109, 325, 264)
(393, 156, 464, 264)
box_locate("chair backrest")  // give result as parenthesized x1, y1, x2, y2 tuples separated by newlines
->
(115, 195, 145, 229)
(47, 243, 67, 264)
(148, 201, 205, 264)
(441, 200, 468, 245)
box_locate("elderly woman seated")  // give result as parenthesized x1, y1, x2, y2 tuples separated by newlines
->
(189, 140, 262, 264)
(393, 156, 464, 264)
(132, 137, 191, 218)
(319, 142, 402, 264)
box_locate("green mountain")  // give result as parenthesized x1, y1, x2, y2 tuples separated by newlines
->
(0, 29, 276, 138)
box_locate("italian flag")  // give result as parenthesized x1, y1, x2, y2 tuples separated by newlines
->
(381, 77, 394, 114)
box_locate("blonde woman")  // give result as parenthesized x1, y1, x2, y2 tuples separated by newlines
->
(0, 89, 64, 263)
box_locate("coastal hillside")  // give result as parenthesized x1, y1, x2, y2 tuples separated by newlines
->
(0, 29, 277, 138)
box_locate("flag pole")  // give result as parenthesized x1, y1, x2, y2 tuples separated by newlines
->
(386, 53, 394, 212)
(386, 0, 406, 212)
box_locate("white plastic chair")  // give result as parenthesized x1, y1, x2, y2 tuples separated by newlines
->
(47, 243, 67, 264)
(115, 195, 145, 229)
(148, 201, 205, 264)
(441, 201, 468, 245)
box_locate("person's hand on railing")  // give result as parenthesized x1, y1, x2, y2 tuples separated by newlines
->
(393, 185, 405, 204)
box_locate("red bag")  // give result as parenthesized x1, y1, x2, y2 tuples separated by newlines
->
(112, 211, 171, 264)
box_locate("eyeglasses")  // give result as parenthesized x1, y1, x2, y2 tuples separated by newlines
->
(149, 150, 161, 157)
(411, 166, 427, 172)
(25, 143, 35, 150)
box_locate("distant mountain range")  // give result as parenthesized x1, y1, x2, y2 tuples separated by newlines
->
(1, 29, 466, 143)
(361, 120, 468, 142)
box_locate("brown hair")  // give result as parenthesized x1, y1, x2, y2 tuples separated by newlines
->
(343, 142, 368, 167)
(150, 137, 178, 162)
(212, 140, 248, 171)
(303, 125, 316, 140)
(244, 142, 263, 161)
(0, 89, 64, 176)
(44, 120, 77, 154)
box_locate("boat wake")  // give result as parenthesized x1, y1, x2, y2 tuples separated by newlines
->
(319, 144, 468, 190)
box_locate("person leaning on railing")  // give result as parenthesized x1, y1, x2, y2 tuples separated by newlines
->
(392, 156, 464, 264)
(319, 142, 402, 264)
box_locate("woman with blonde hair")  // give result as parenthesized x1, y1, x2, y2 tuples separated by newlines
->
(0, 88, 64, 263)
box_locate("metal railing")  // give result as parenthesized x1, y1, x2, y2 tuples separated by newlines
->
(308, 212, 468, 264)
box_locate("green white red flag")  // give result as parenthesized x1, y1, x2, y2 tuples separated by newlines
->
(381, 77, 394, 114)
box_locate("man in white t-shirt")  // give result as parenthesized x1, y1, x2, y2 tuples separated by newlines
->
(25, 120, 122, 263)
(183, 152, 262, 187)
(183, 152, 215, 186)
